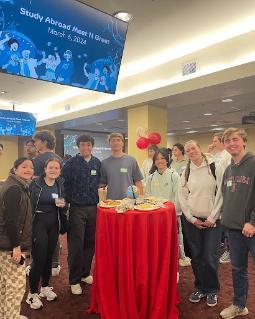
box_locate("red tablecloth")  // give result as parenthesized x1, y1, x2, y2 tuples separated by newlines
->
(88, 202, 179, 319)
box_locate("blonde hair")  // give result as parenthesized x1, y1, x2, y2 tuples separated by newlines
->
(108, 133, 124, 143)
(222, 128, 247, 143)
(183, 140, 211, 186)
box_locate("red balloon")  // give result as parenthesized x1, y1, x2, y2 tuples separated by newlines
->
(148, 132, 161, 145)
(136, 137, 149, 149)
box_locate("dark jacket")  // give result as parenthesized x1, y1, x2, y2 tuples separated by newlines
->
(29, 176, 66, 233)
(62, 154, 101, 206)
(0, 174, 32, 251)
(221, 152, 255, 230)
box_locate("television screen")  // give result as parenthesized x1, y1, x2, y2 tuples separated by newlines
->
(64, 132, 111, 161)
(0, 109, 36, 136)
(0, 0, 128, 93)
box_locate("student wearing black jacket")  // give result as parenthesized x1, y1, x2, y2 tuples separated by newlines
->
(26, 157, 65, 310)
(0, 157, 34, 319)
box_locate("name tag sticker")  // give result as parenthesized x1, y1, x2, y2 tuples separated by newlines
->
(91, 170, 97, 176)
(120, 168, 128, 173)
(227, 180, 232, 187)
(52, 193, 58, 199)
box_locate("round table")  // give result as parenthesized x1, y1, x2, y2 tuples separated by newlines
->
(88, 202, 179, 319)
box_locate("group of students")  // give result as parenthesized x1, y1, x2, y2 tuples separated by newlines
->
(0, 127, 255, 319)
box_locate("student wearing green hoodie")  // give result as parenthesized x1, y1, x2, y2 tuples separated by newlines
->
(220, 128, 255, 319)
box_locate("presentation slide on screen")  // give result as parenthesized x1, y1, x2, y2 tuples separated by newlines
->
(0, 109, 36, 136)
(0, 0, 128, 93)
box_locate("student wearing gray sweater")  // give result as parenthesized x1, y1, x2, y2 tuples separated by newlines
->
(220, 128, 255, 319)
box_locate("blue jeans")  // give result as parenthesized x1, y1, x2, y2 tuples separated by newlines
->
(183, 218, 221, 294)
(227, 229, 255, 308)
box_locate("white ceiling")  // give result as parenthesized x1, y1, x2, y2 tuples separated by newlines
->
(0, 0, 255, 135)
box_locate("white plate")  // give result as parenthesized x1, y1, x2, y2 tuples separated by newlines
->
(134, 205, 160, 211)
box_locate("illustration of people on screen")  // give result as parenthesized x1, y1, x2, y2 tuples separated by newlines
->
(19, 50, 45, 79)
(56, 50, 73, 84)
(2, 53, 20, 74)
(83, 62, 100, 90)
(40, 51, 61, 81)
(0, 32, 11, 67)
(98, 64, 117, 93)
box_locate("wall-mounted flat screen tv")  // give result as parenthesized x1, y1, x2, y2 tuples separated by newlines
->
(0, 109, 36, 136)
(0, 0, 128, 94)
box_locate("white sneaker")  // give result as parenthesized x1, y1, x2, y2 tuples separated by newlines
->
(220, 304, 249, 319)
(81, 275, 93, 285)
(26, 265, 31, 276)
(51, 265, 61, 276)
(20, 316, 28, 319)
(179, 257, 191, 267)
(71, 283, 82, 295)
(39, 286, 57, 301)
(220, 251, 231, 264)
(26, 292, 43, 310)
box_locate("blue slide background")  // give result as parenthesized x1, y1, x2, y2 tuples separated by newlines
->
(0, 109, 36, 136)
(0, 0, 128, 93)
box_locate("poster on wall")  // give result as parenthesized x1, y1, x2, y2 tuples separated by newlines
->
(0, 109, 36, 136)
(0, 0, 128, 93)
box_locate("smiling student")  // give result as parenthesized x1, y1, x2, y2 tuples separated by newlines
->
(100, 133, 143, 200)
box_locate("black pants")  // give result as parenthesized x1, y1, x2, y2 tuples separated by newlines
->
(29, 212, 59, 293)
(183, 217, 221, 294)
(67, 205, 97, 285)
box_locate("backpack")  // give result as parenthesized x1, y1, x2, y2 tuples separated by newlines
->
(186, 162, 216, 182)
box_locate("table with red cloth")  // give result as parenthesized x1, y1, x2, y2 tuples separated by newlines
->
(88, 202, 179, 319)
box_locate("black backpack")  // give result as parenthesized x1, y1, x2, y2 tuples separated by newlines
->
(186, 162, 216, 182)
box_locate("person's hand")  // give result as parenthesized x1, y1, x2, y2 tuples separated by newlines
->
(242, 223, 255, 238)
(193, 219, 207, 229)
(203, 219, 215, 228)
(12, 246, 21, 264)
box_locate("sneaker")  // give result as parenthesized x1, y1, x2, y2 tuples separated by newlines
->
(26, 292, 43, 310)
(206, 294, 218, 307)
(71, 283, 82, 295)
(51, 265, 61, 276)
(220, 304, 249, 319)
(39, 286, 57, 301)
(179, 257, 191, 267)
(26, 265, 31, 276)
(81, 275, 93, 285)
(220, 251, 231, 264)
(20, 316, 28, 319)
(189, 290, 206, 303)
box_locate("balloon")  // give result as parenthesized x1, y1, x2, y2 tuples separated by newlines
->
(148, 132, 161, 145)
(136, 137, 149, 149)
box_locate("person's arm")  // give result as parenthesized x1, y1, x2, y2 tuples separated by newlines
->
(178, 173, 197, 224)
(171, 171, 181, 213)
(61, 160, 72, 203)
(207, 163, 224, 224)
(3, 186, 22, 248)
(99, 162, 107, 188)
(144, 174, 152, 196)
(135, 180, 143, 196)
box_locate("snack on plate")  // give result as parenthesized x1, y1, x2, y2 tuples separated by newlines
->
(134, 203, 156, 210)
(100, 199, 122, 208)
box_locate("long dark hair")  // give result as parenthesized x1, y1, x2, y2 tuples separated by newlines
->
(149, 148, 171, 174)
(10, 157, 33, 174)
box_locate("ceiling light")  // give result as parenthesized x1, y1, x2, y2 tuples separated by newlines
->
(210, 124, 218, 127)
(222, 98, 233, 103)
(185, 127, 191, 130)
(182, 120, 190, 123)
(117, 119, 125, 122)
(113, 11, 133, 22)
(204, 113, 213, 116)
(167, 132, 175, 136)
(210, 127, 225, 131)
(186, 130, 198, 134)
(0, 91, 7, 94)
(96, 122, 103, 125)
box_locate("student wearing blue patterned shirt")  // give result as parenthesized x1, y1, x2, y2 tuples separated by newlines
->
(62, 135, 101, 295)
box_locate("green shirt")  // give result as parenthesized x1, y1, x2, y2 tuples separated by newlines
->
(172, 159, 188, 175)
